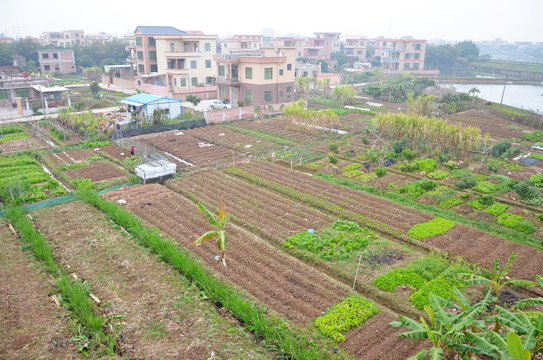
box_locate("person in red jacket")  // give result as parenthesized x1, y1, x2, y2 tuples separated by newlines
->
(130, 145, 135, 156)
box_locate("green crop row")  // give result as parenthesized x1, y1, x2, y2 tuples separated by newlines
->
(407, 217, 456, 240)
(0, 124, 25, 134)
(342, 163, 362, 171)
(77, 190, 329, 359)
(374, 256, 469, 309)
(467, 200, 487, 211)
(314, 296, 379, 343)
(342, 169, 364, 178)
(5, 207, 117, 356)
(473, 181, 497, 194)
(497, 212, 524, 227)
(399, 179, 439, 199)
(0, 132, 29, 143)
(438, 197, 463, 209)
(283, 222, 375, 261)
(226, 167, 404, 237)
(484, 203, 509, 216)
(358, 172, 377, 183)
(427, 170, 449, 179)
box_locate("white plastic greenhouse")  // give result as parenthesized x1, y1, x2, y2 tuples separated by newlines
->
(135, 160, 176, 183)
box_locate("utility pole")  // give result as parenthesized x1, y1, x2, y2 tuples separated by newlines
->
(500, 76, 508, 105)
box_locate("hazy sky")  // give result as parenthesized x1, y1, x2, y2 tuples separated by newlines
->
(1, 0, 542, 43)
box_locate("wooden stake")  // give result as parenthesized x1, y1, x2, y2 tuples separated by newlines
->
(51, 294, 60, 307)
(8, 224, 17, 236)
(352, 254, 363, 290)
(89, 293, 101, 305)
(71, 273, 78, 281)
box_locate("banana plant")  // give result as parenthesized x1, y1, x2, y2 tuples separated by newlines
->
(390, 289, 494, 360)
(194, 198, 229, 267)
(459, 252, 536, 331)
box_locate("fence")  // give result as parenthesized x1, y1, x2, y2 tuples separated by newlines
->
(112, 118, 206, 140)
(204, 102, 289, 124)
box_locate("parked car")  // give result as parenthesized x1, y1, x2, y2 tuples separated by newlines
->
(209, 100, 234, 110)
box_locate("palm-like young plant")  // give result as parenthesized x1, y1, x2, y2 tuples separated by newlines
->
(194, 198, 229, 267)
(459, 252, 536, 331)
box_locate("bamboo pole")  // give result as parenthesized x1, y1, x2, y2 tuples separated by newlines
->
(89, 293, 101, 305)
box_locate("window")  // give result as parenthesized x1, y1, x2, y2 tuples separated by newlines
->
(206, 76, 214, 84)
(414, 53, 420, 60)
(405, 53, 411, 60)
(137, 51, 143, 60)
(264, 91, 273, 102)
(44, 65, 50, 70)
(264, 68, 273, 80)
(76, 33, 79, 38)
(219, 65, 225, 76)
(357, 50, 363, 54)
(181, 77, 186, 87)
(136, 37, 142, 46)
(413, 63, 420, 70)
(150, 64, 158, 72)
(191, 60, 197, 69)
(138, 64, 144, 73)
(173, 78, 177, 87)
(55, 66, 59, 71)
(170, 43, 175, 52)
(205, 43, 211, 51)
(15, 88, 28, 98)
(192, 77, 198, 86)
(184, 42, 189, 52)
(149, 51, 157, 60)
(287, 86, 292, 93)
(53, 53, 58, 59)
(245, 90, 253, 103)
(415, 43, 421, 50)
(279, 69, 284, 76)
(205, 60, 211, 68)
(0, 90, 8, 100)
(404, 63, 411, 70)
(148, 37, 156, 46)
(245, 67, 252, 79)
(219, 86, 227, 98)
(42, 53, 49, 59)
(194, 42, 199, 52)
(138, 80, 141, 85)
(279, 91, 283, 98)
(287, 64, 292, 70)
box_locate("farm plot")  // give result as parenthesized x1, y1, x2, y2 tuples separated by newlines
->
(33, 201, 271, 360)
(234, 161, 433, 232)
(167, 169, 335, 242)
(131, 130, 239, 167)
(0, 133, 48, 153)
(61, 161, 127, 183)
(184, 126, 276, 156)
(44, 149, 94, 168)
(101, 183, 348, 326)
(97, 144, 132, 161)
(0, 222, 81, 359)
(444, 109, 532, 140)
(167, 169, 415, 293)
(231, 161, 543, 283)
(235, 116, 322, 143)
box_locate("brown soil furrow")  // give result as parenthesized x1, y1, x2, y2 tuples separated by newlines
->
(33, 202, 270, 360)
(0, 223, 81, 360)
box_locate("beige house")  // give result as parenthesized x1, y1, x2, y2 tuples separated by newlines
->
(43, 30, 85, 47)
(220, 35, 263, 55)
(273, 38, 305, 59)
(344, 38, 369, 61)
(215, 47, 296, 106)
(374, 38, 427, 73)
(155, 32, 218, 93)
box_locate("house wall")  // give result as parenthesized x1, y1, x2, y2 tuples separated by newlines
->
(38, 50, 75, 74)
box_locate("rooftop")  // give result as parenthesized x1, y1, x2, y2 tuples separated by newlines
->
(120, 93, 180, 106)
(134, 26, 187, 35)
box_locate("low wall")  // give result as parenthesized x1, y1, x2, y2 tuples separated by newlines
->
(204, 103, 288, 124)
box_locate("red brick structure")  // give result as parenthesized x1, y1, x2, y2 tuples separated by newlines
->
(37, 49, 75, 74)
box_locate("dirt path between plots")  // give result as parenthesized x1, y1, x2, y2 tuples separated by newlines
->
(0, 223, 81, 360)
(236, 161, 543, 283)
(102, 184, 348, 326)
(33, 202, 270, 360)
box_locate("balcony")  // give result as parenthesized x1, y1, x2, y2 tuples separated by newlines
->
(165, 68, 189, 75)
(165, 50, 201, 58)
(216, 76, 240, 86)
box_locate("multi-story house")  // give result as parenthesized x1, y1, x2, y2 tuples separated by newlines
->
(220, 35, 263, 55)
(155, 31, 218, 94)
(43, 30, 85, 47)
(130, 26, 187, 88)
(344, 38, 369, 63)
(273, 38, 305, 59)
(37, 49, 75, 74)
(86, 33, 115, 44)
(214, 47, 296, 106)
(374, 38, 427, 73)
(304, 32, 341, 61)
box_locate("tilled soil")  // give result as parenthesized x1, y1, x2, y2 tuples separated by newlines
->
(0, 222, 81, 360)
(102, 183, 348, 326)
(33, 202, 271, 360)
(236, 161, 543, 283)
(131, 130, 239, 167)
(341, 312, 429, 360)
(62, 161, 127, 182)
(97, 144, 131, 161)
(444, 110, 533, 140)
(235, 117, 321, 143)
